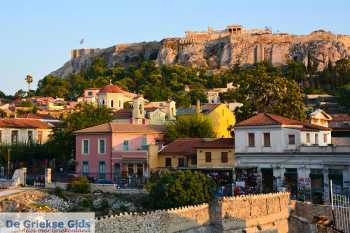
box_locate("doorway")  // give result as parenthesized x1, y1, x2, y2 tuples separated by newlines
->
(114, 163, 121, 183)
(284, 168, 298, 199)
(261, 168, 274, 193)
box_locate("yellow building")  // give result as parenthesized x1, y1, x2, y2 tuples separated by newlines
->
(176, 103, 235, 138)
(149, 138, 235, 171)
(148, 138, 235, 191)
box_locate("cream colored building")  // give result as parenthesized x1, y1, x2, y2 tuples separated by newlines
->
(0, 119, 52, 144)
(310, 109, 333, 128)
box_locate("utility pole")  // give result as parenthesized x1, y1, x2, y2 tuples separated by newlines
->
(7, 148, 11, 179)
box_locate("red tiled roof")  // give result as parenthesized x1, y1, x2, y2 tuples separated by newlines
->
(144, 107, 159, 112)
(236, 113, 303, 127)
(160, 138, 234, 155)
(196, 138, 234, 149)
(300, 123, 330, 131)
(160, 138, 203, 155)
(16, 113, 57, 120)
(74, 123, 165, 134)
(331, 114, 350, 122)
(0, 119, 51, 129)
(99, 85, 125, 94)
(236, 113, 330, 131)
(113, 109, 132, 119)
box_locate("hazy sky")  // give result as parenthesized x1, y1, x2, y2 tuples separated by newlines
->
(0, 0, 348, 95)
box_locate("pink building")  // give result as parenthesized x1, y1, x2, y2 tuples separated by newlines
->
(74, 123, 164, 184)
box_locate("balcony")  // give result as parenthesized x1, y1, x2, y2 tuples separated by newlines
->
(299, 145, 350, 153)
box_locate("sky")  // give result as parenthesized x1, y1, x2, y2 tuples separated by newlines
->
(0, 0, 349, 95)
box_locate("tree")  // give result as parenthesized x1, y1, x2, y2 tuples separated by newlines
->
(0, 91, 6, 99)
(14, 89, 27, 98)
(285, 60, 307, 83)
(221, 64, 306, 121)
(64, 103, 112, 132)
(145, 170, 215, 209)
(165, 114, 214, 142)
(337, 83, 350, 113)
(36, 75, 69, 97)
(25, 74, 33, 92)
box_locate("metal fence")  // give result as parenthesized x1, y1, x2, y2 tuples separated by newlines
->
(331, 181, 350, 233)
(52, 172, 146, 189)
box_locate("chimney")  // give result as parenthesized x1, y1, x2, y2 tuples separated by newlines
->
(196, 99, 201, 114)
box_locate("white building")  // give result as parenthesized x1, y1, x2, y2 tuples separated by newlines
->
(0, 118, 53, 144)
(78, 84, 137, 110)
(234, 112, 350, 203)
(206, 82, 235, 104)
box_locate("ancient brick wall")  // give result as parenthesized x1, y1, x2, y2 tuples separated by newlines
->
(96, 203, 211, 233)
(96, 192, 290, 233)
(215, 192, 290, 233)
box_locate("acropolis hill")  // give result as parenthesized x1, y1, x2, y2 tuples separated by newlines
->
(52, 24, 350, 77)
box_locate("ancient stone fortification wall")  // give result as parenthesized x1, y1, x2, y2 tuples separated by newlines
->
(51, 26, 350, 78)
(96, 192, 290, 233)
(96, 203, 211, 233)
(215, 192, 290, 233)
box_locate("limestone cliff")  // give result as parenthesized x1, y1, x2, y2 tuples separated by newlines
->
(51, 25, 350, 77)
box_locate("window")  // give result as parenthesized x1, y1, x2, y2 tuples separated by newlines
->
(288, 135, 295, 145)
(141, 136, 148, 150)
(128, 164, 134, 175)
(123, 140, 129, 151)
(137, 164, 143, 177)
(221, 152, 228, 163)
(98, 161, 106, 179)
(178, 158, 185, 167)
(82, 161, 89, 176)
(88, 91, 93, 96)
(102, 99, 105, 105)
(263, 133, 271, 147)
(38, 131, 43, 144)
(205, 152, 212, 163)
(0, 131, 2, 143)
(165, 158, 172, 167)
(139, 104, 143, 115)
(28, 131, 33, 143)
(98, 139, 106, 154)
(119, 100, 122, 108)
(323, 133, 328, 144)
(306, 133, 310, 143)
(110, 100, 114, 108)
(315, 134, 319, 144)
(82, 139, 89, 155)
(190, 155, 197, 165)
(248, 133, 255, 147)
(11, 130, 18, 144)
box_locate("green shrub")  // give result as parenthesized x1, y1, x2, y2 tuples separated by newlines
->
(79, 198, 92, 208)
(67, 177, 90, 193)
(53, 186, 65, 198)
(146, 170, 215, 209)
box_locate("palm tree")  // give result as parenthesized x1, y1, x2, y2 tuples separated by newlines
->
(25, 75, 33, 93)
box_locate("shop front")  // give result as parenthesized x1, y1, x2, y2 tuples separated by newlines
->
(235, 167, 261, 195)
(197, 169, 233, 196)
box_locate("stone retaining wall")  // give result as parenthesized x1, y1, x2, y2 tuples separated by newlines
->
(96, 192, 290, 233)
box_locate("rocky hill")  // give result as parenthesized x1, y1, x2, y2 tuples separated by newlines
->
(52, 25, 350, 77)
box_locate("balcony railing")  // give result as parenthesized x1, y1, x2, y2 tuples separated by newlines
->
(299, 145, 350, 153)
